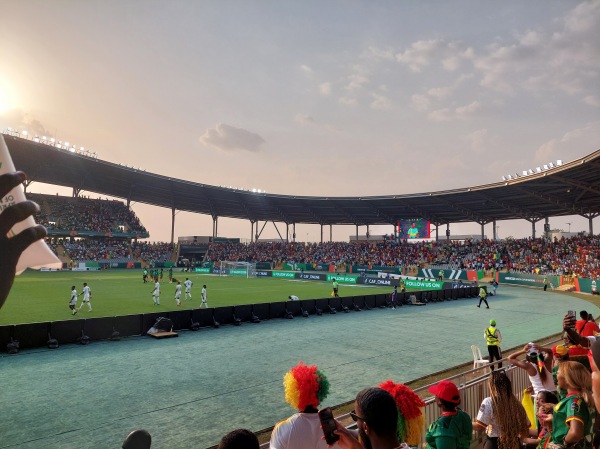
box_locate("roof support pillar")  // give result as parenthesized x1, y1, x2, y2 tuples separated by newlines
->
(286, 223, 289, 242)
(527, 217, 541, 239)
(293, 223, 296, 243)
(493, 220, 497, 241)
(250, 221, 254, 242)
(393, 223, 397, 240)
(545, 217, 550, 239)
(481, 222, 485, 241)
(171, 207, 176, 245)
(212, 216, 218, 239)
(583, 213, 599, 236)
(366, 225, 370, 242)
(320, 224, 323, 243)
(446, 223, 450, 241)
(330, 224, 332, 242)
(356, 225, 359, 241)
(435, 224, 439, 242)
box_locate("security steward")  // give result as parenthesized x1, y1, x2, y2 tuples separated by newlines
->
(485, 319, 503, 371)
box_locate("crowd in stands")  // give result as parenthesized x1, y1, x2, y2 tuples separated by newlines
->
(131, 242, 174, 263)
(206, 235, 600, 278)
(62, 239, 132, 261)
(45, 239, 174, 263)
(26, 193, 147, 235)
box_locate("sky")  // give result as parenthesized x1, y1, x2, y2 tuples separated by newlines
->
(1, 0, 599, 242)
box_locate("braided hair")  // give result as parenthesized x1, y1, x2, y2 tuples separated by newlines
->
(488, 371, 529, 449)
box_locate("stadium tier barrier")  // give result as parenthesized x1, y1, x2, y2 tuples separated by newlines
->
(0, 287, 479, 351)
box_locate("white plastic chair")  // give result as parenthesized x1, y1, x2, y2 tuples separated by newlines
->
(471, 345, 488, 369)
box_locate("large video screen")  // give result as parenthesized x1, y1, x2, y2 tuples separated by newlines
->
(397, 218, 431, 239)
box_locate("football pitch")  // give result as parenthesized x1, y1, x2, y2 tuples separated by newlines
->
(0, 269, 397, 325)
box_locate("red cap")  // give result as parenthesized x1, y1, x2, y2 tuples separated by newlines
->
(428, 380, 460, 404)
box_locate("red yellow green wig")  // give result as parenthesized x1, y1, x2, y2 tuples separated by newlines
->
(283, 362, 330, 411)
(379, 380, 425, 446)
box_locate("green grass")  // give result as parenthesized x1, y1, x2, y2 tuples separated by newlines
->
(0, 269, 398, 325)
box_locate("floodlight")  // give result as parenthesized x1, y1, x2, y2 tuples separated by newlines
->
(522, 170, 528, 176)
(34, 137, 39, 142)
(548, 162, 554, 168)
(65, 141, 69, 147)
(50, 137, 55, 143)
(56, 144, 62, 149)
(21, 130, 28, 136)
(535, 167, 541, 173)
(543, 164, 548, 170)
(528, 169, 533, 175)
(502, 176, 507, 181)
(556, 160, 562, 166)
(69, 147, 75, 153)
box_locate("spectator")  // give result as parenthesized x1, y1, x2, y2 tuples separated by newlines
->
(549, 361, 595, 449)
(334, 387, 400, 449)
(218, 429, 259, 449)
(473, 371, 529, 449)
(426, 380, 472, 449)
(269, 362, 336, 449)
(380, 380, 425, 446)
(508, 344, 556, 398)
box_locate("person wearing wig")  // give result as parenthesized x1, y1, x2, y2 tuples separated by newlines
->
(473, 371, 529, 449)
(270, 361, 337, 449)
(548, 361, 595, 449)
(379, 380, 425, 447)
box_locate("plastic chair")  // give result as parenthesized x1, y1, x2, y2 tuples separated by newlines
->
(471, 345, 488, 369)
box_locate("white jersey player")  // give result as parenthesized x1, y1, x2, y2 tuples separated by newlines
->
(184, 278, 193, 300)
(200, 285, 208, 308)
(174, 281, 182, 306)
(69, 286, 78, 315)
(152, 281, 161, 305)
(78, 282, 92, 312)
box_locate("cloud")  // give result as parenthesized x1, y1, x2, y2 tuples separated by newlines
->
(199, 124, 265, 153)
(366, 46, 395, 61)
(583, 95, 600, 107)
(427, 86, 453, 99)
(473, 2, 600, 95)
(319, 82, 332, 96)
(300, 64, 314, 77)
(370, 93, 392, 110)
(395, 39, 471, 72)
(428, 101, 481, 122)
(467, 128, 488, 152)
(535, 139, 558, 162)
(339, 97, 357, 107)
(294, 113, 315, 125)
(411, 94, 431, 111)
(345, 71, 369, 92)
(1, 109, 53, 137)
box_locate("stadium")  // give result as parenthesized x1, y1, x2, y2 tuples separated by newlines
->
(1, 130, 600, 449)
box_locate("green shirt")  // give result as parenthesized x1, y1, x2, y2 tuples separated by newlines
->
(551, 394, 593, 449)
(425, 409, 473, 449)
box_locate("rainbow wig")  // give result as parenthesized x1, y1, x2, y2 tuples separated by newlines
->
(379, 380, 425, 446)
(283, 362, 330, 411)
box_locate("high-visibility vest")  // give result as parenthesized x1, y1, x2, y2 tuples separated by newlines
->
(479, 287, 486, 298)
(485, 327, 500, 345)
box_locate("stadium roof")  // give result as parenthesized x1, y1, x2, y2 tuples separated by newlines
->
(4, 133, 600, 227)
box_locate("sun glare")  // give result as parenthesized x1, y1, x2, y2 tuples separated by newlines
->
(0, 78, 19, 113)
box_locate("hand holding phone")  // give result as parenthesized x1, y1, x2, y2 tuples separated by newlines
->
(318, 407, 340, 445)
